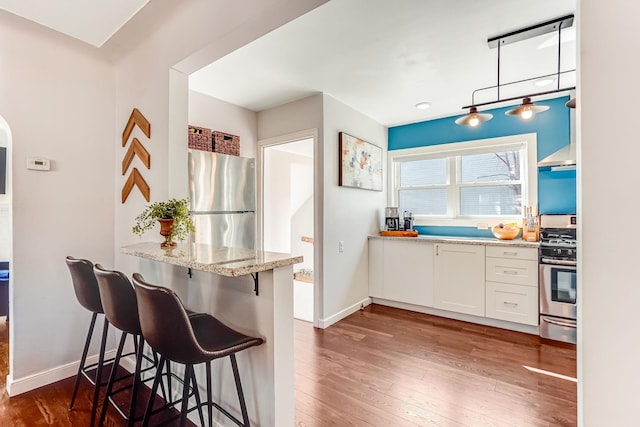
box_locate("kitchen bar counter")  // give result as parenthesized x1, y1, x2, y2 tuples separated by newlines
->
(120, 241, 300, 426)
(120, 242, 303, 277)
(369, 234, 540, 248)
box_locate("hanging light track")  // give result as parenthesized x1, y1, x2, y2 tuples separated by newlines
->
(456, 14, 575, 126)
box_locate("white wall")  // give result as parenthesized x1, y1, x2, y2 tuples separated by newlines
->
(113, 1, 327, 273)
(257, 95, 326, 324)
(188, 90, 258, 158)
(0, 0, 326, 395)
(263, 147, 314, 259)
(321, 94, 386, 324)
(0, 124, 10, 261)
(258, 93, 386, 326)
(290, 155, 314, 273)
(0, 12, 115, 386)
(263, 149, 293, 253)
(579, 0, 640, 424)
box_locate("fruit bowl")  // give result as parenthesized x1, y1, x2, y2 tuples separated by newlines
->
(491, 224, 520, 240)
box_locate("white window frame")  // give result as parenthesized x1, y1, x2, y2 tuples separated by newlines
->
(388, 133, 537, 227)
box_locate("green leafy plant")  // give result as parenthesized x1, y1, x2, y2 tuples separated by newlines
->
(132, 198, 195, 243)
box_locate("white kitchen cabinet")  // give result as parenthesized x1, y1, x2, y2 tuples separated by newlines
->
(368, 238, 384, 298)
(485, 282, 538, 325)
(485, 246, 538, 261)
(433, 243, 485, 316)
(485, 257, 538, 287)
(381, 239, 434, 307)
(368, 238, 434, 306)
(485, 246, 539, 325)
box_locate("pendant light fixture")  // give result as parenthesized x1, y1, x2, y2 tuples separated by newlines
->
(505, 97, 550, 119)
(455, 15, 575, 127)
(455, 107, 493, 127)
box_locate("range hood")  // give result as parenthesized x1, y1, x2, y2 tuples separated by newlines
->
(538, 142, 576, 170)
(538, 94, 576, 171)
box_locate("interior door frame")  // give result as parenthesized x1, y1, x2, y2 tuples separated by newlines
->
(257, 128, 321, 327)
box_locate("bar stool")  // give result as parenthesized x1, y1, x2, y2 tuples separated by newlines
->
(93, 264, 168, 427)
(65, 256, 110, 427)
(132, 273, 264, 427)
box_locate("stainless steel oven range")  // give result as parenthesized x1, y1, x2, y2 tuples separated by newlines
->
(539, 214, 577, 344)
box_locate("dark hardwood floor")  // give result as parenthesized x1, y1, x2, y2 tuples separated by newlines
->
(0, 317, 194, 426)
(294, 305, 576, 426)
(0, 304, 576, 426)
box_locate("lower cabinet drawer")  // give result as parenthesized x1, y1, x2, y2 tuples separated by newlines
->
(486, 257, 538, 287)
(485, 281, 538, 326)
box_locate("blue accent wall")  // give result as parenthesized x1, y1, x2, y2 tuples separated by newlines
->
(389, 96, 576, 236)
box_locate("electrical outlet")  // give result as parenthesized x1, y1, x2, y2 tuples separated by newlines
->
(339, 240, 344, 252)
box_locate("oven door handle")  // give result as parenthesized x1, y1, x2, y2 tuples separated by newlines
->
(540, 258, 577, 266)
(542, 317, 577, 328)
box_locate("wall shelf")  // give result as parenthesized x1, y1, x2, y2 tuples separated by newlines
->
(294, 271, 313, 283)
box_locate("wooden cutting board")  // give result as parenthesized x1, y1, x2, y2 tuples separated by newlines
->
(380, 230, 419, 237)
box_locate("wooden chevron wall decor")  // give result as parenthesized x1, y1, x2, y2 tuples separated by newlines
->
(121, 108, 151, 203)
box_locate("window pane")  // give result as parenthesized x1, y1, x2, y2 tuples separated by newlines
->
(399, 189, 447, 215)
(400, 158, 447, 186)
(460, 185, 522, 216)
(461, 151, 521, 183)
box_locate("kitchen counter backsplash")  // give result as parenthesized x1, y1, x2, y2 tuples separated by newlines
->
(370, 233, 539, 248)
(413, 225, 496, 239)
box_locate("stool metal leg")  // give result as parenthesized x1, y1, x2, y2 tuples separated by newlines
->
(128, 337, 145, 427)
(149, 347, 168, 403)
(99, 331, 127, 426)
(206, 362, 213, 427)
(179, 364, 192, 427)
(230, 354, 250, 427)
(142, 356, 165, 427)
(166, 361, 173, 404)
(190, 365, 205, 427)
(90, 318, 110, 427)
(69, 312, 98, 410)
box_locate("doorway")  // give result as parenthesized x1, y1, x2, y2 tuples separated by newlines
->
(0, 115, 12, 393)
(261, 136, 315, 322)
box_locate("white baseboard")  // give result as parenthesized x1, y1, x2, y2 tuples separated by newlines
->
(371, 298, 539, 335)
(318, 297, 371, 329)
(5, 349, 117, 397)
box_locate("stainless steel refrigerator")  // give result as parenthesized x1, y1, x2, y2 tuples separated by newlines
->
(188, 150, 256, 249)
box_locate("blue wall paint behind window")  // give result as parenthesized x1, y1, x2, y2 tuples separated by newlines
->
(388, 96, 576, 236)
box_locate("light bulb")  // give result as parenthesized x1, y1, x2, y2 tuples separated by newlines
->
(468, 116, 479, 127)
(520, 107, 533, 120)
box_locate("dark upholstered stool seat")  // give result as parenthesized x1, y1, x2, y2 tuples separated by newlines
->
(66, 256, 111, 427)
(94, 264, 167, 427)
(132, 273, 264, 427)
(181, 313, 263, 363)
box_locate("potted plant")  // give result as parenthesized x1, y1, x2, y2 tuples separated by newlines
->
(133, 198, 195, 248)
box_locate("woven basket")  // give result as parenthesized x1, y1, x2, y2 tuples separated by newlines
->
(213, 131, 240, 156)
(188, 126, 212, 151)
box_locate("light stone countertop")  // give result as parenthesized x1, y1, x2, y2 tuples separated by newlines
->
(120, 242, 303, 277)
(369, 234, 540, 248)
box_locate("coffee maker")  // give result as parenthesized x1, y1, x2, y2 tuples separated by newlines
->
(403, 210, 414, 231)
(385, 207, 399, 231)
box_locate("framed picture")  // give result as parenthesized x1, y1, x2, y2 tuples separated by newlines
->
(339, 132, 383, 191)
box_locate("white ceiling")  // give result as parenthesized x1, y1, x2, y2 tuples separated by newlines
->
(189, 0, 577, 126)
(0, 0, 150, 47)
(0, 0, 577, 126)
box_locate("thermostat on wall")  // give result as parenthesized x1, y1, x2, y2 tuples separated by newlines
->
(26, 158, 51, 171)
